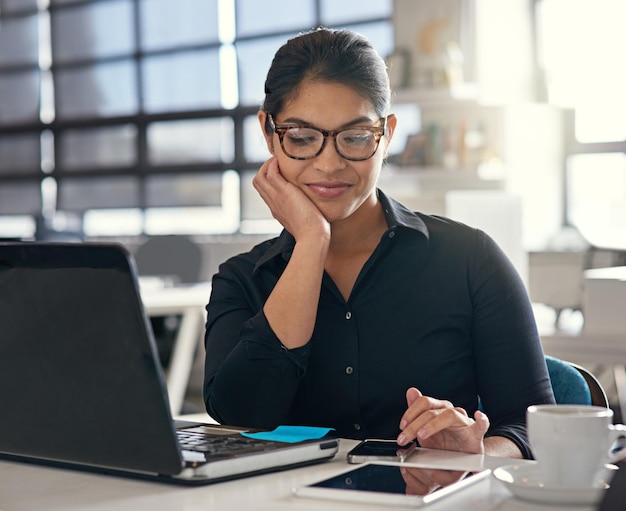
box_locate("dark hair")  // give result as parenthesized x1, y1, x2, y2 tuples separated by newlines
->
(262, 27, 390, 135)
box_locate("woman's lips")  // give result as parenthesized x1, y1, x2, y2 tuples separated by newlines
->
(307, 183, 351, 199)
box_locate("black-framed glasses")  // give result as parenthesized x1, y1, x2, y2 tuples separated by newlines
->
(268, 114, 387, 161)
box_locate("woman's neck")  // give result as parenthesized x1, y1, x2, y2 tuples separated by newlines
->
(328, 193, 387, 255)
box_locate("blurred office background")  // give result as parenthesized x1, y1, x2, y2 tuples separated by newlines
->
(0, 0, 624, 272)
(0, 0, 397, 257)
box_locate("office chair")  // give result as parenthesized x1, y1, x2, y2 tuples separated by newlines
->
(479, 356, 608, 415)
(134, 236, 205, 414)
(545, 355, 609, 407)
(134, 235, 203, 284)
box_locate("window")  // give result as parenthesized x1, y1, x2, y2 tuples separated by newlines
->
(0, 0, 393, 239)
(536, 0, 626, 249)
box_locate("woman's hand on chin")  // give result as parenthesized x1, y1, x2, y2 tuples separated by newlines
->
(253, 157, 330, 242)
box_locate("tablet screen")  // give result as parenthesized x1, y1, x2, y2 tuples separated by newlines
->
(295, 463, 491, 506)
(312, 463, 462, 494)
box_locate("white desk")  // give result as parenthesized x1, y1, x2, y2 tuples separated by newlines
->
(140, 282, 212, 416)
(0, 438, 605, 511)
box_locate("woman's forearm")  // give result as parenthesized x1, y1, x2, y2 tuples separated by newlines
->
(263, 237, 329, 349)
(483, 436, 524, 459)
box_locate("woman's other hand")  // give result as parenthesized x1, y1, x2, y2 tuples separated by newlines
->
(397, 387, 490, 455)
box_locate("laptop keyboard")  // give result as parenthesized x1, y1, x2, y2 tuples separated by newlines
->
(177, 430, 272, 456)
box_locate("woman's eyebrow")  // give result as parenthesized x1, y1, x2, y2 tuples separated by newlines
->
(279, 116, 376, 128)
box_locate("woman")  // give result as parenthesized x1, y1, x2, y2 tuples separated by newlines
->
(203, 27, 554, 459)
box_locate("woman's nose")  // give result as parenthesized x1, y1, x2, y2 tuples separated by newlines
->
(313, 137, 346, 171)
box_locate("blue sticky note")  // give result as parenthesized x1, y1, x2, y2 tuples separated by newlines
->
(240, 425, 334, 443)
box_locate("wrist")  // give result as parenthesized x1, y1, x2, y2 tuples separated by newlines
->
(294, 234, 330, 255)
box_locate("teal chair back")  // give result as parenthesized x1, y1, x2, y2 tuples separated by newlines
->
(545, 355, 609, 407)
(478, 356, 608, 412)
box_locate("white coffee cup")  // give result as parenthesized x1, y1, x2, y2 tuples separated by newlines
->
(527, 404, 626, 487)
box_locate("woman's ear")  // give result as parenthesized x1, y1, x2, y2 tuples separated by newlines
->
(385, 114, 398, 144)
(258, 110, 275, 154)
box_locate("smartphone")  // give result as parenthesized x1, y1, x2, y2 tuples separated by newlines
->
(293, 462, 491, 507)
(347, 439, 417, 463)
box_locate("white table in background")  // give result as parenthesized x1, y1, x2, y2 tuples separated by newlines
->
(140, 282, 212, 415)
(0, 436, 606, 511)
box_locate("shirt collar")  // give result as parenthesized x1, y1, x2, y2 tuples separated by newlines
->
(253, 229, 296, 273)
(252, 188, 430, 274)
(376, 188, 429, 237)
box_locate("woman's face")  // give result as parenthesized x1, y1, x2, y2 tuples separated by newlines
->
(260, 80, 396, 224)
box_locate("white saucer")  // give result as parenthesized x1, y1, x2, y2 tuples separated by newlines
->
(492, 463, 617, 505)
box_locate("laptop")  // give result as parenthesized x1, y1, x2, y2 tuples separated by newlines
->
(0, 241, 338, 485)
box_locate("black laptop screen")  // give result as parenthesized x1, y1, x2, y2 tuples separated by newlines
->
(0, 242, 184, 475)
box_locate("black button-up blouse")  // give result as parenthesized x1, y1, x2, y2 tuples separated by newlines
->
(203, 190, 555, 459)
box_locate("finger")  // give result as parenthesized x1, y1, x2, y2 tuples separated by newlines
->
(252, 159, 273, 191)
(263, 156, 279, 179)
(398, 407, 437, 446)
(252, 159, 289, 225)
(473, 410, 490, 434)
(253, 158, 290, 203)
(398, 395, 454, 442)
(406, 387, 422, 407)
(416, 407, 472, 441)
(399, 388, 424, 430)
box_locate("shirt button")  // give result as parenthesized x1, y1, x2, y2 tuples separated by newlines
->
(345, 366, 353, 375)
(354, 423, 361, 431)
(388, 231, 395, 238)
(345, 311, 352, 320)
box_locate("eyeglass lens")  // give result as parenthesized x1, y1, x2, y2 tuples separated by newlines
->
(281, 127, 379, 160)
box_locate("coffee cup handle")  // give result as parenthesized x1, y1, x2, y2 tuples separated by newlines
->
(608, 424, 626, 462)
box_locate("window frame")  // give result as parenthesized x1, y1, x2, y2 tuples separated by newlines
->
(0, 0, 393, 238)
(533, 0, 626, 245)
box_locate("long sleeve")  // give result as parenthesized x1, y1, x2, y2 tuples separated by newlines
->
(203, 241, 311, 429)
(468, 230, 555, 458)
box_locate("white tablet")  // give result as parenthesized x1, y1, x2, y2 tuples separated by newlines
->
(293, 462, 491, 507)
